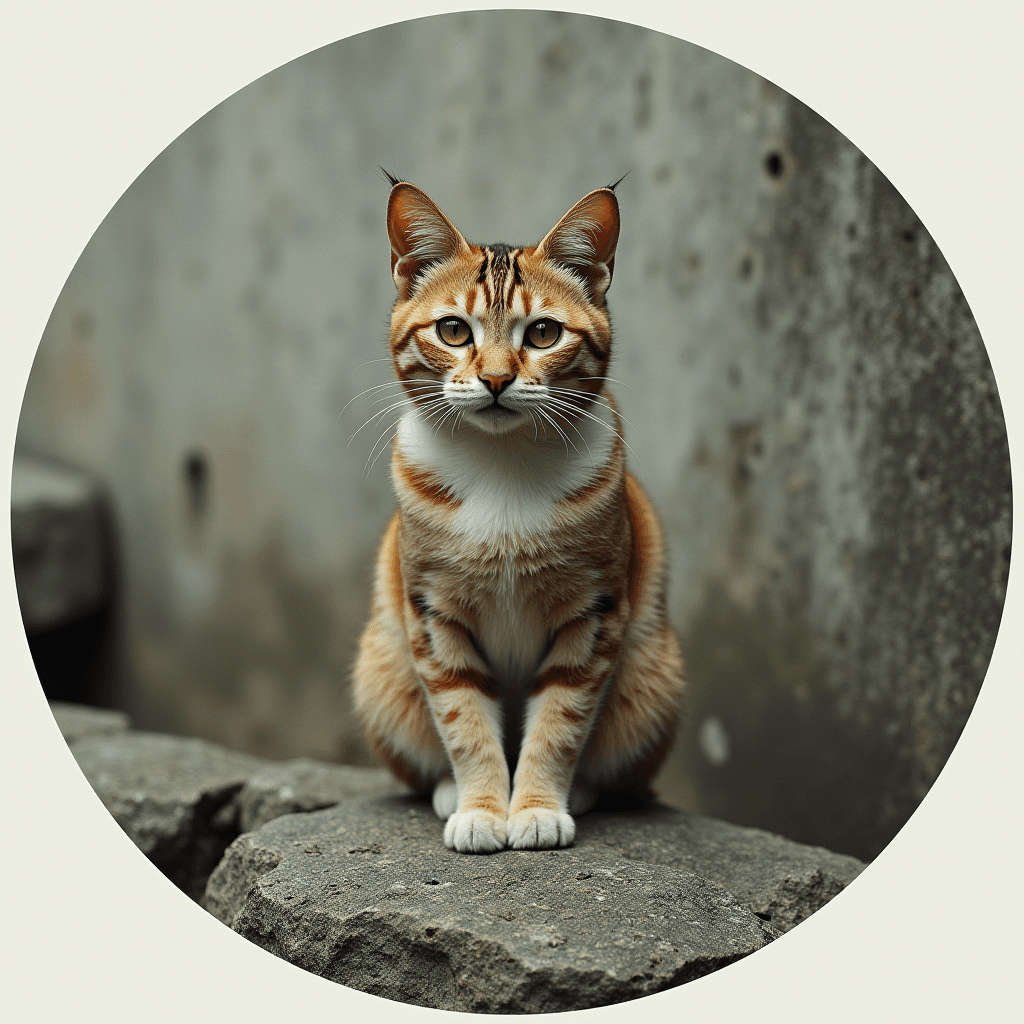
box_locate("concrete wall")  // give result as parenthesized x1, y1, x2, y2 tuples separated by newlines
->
(16, 11, 1010, 860)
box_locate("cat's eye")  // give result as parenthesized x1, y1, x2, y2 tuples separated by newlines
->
(524, 319, 563, 349)
(435, 317, 473, 346)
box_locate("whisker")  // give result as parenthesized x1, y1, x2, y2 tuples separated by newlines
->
(341, 378, 443, 422)
(546, 386, 642, 435)
(546, 405, 595, 463)
(347, 394, 444, 447)
(347, 400, 414, 447)
(431, 404, 460, 438)
(363, 418, 402, 478)
(362, 398, 450, 476)
(369, 383, 442, 407)
(337, 379, 408, 422)
(576, 376, 635, 392)
(544, 396, 648, 473)
(536, 407, 576, 459)
(409, 399, 452, 432)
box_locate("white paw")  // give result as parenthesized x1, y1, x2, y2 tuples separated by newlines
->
(506, 808, 576, 849)
(443, 810, 506, 853)
(432, 777, 458, 820)
(568, 782, 598, 816)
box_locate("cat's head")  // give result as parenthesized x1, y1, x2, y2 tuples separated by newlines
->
(385, 179, 620, 437)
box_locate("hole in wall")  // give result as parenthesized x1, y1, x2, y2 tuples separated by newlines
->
(183, 450, 209, 516)
(764, 151, 785, 178)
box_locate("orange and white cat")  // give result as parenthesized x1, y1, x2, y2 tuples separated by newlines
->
(353, 176, 684, 853)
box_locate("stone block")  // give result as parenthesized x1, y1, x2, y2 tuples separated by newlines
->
(49, 700, 130, 743)
(70, 731, 265, 900)
(11, 453, 108, 633)
(238, 758, 405, 832)
(204, 795, 864, 1011)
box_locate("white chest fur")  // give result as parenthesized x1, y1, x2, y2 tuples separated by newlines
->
(394, 402, 617, 546)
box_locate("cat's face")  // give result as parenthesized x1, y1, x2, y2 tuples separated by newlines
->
(386, 183, 620, 437)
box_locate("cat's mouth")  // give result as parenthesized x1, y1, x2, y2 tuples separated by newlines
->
(466, 399, 527, 435)
(481, 401, 519, 417)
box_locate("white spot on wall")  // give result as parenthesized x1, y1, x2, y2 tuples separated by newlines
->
(698, 715, 731, 766)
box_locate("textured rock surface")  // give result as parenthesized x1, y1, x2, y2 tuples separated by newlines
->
(49, 700, 129, 743)
(581, 803, 864, 932)
(205, 795, 863, 1011)
(56, 709, 861, 1010)
(59, 708, 404, 898)
(11, 453, 108, 633)
(70, 732, 265, 899)
(238, 758, 404, 832)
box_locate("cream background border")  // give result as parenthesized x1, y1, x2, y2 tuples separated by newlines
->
(1, 2, 1020, 1020)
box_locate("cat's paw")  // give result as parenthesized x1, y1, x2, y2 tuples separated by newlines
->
(432, 777, 458, 820)
(506, 808, 576, 849)
(443, 810, 506, 853)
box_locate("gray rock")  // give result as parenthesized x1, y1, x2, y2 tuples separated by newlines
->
(65, 725, 407, 898)
(70, 731, 265, 899)
(238, 758, 406, 832)
(11, 453, 108, 632)
(580, 804, 864, 932)
(49, 700, 130, 743)
(204, 795, 859, 1011)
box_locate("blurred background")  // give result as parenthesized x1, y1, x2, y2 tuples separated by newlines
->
(12, 11, 1010, 862)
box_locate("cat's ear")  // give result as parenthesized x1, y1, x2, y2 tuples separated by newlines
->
(536, 188, 620, 304)
(387, 183, 469, 299)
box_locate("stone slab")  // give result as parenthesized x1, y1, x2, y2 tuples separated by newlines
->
(70, 731, 265, 900)
(580, 803, 864, 932)
(238, 758, 406, 832)
(49, 700, 130, 743)
(61, 717, 406, 899)
(204, 795, 861, 1011)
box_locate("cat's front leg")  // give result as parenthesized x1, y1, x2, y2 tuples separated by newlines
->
(405, 593, 509, 853)
(507, 595, 628, 849)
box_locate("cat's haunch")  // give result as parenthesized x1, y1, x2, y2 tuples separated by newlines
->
(352, 182, 685, 853)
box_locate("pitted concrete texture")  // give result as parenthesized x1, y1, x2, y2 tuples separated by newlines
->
(204, 795, 863, 1011)
(203, 798, 775, 1011)
(55, 708, 860, 1010)
(238, 757, 405, 832)
(580, 802, 864, 933)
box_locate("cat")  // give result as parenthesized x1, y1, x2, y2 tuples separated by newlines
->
(352, 175, 685, 853)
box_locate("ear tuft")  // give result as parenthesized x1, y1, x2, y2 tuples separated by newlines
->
(379, 166, 405, 187)
(536, 189, 620, 303)
(386, 183, 468, 299)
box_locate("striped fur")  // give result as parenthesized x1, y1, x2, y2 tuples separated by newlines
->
(353, 181, 685, 853)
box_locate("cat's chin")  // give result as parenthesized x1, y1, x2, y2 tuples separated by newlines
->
(464, 406, 529, 436)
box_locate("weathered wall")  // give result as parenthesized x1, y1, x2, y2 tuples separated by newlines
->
(16, 11, 1010, 860)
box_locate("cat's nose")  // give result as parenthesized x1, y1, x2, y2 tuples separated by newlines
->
(479, 370, 515, 395)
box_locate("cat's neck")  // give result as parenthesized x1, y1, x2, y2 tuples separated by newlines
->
(392, 392, 624, 543)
